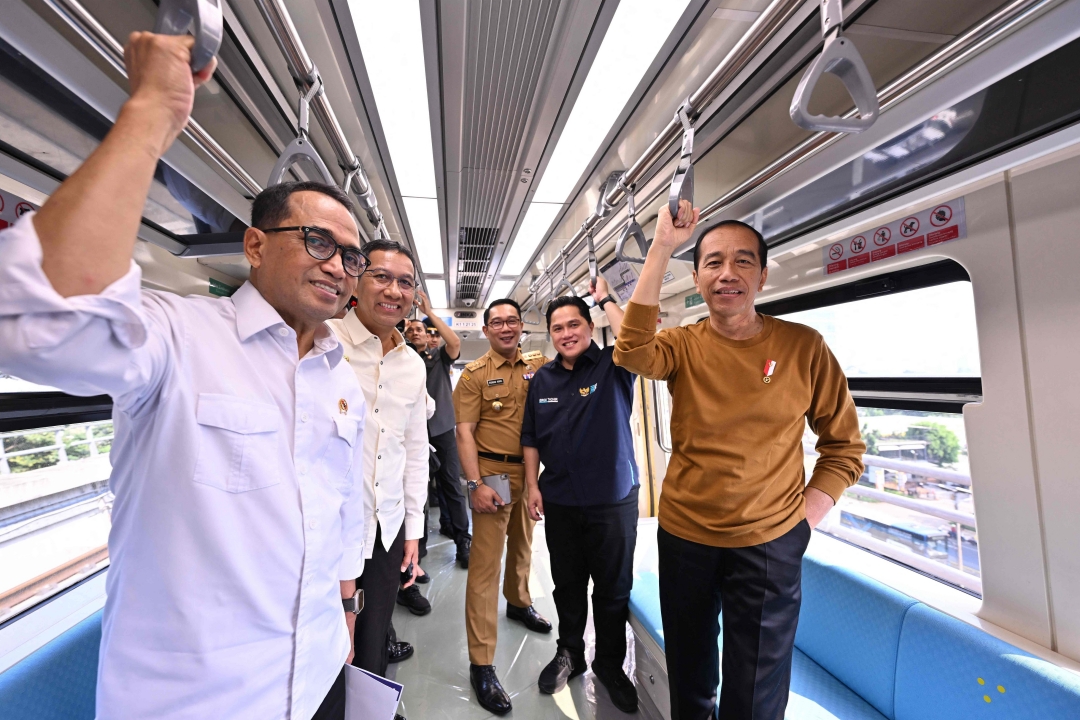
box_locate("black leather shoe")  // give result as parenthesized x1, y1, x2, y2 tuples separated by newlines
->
(538, 648, 587, 694)
(387, 639, 414, 663)
(506, 603, 552, 633)
(470, 664, 512, 715)
(397, 585, 432, 616)
(456, 536, 471, 569)
(439, 525, 455, 539)
(414, 571, 431, 584)
(593, 664, 638, 713)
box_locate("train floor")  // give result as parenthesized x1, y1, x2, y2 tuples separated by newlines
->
(386, 508, 659, 720)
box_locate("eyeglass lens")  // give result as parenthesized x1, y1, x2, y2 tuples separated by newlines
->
(304, 228, 367, 277)
(488, 318, 521, 329)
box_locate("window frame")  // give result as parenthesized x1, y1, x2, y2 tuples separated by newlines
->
(757, 260, 981, 413)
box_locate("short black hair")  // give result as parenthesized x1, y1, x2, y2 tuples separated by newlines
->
(361, 239, 416, 272)
(545, 295, 592, 329)
(251, 181, 354, 230)
(692, 219, 767, 270)
(484, 298, 521, 326)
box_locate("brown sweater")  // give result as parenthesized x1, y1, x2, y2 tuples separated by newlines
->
(614, 302, 865, 548)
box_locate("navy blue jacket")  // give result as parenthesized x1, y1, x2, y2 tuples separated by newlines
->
(521, 342, 638, 506)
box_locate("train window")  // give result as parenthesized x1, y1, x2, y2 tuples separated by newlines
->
(774, 281, 980, 377)
(805, 408, 979, 596)
(0, 375, 113, 622)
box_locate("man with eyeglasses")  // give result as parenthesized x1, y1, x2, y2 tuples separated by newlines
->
(328, 240, 428, 705)
(453, 299, 551, 715)
(414, 291, 472, 569)
(0, 35, 367, 719)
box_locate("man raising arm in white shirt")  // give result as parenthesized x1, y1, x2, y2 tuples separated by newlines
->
(0, 33, 369, 720)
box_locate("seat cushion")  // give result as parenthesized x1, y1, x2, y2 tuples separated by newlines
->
(786, 649, 889, 720)
(629, 570, 665, 651)
(0, 610, 102, 720)
(796, 552, 918, 718)
(894, 603, 1080, 720)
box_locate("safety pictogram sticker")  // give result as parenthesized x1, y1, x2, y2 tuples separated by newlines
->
(822, 197, 967, 275)
(930, 204, 953, 227)
(899, 216, 920, 237)
(15, 202, 34, 218)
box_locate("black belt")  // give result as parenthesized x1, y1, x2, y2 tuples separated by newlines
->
(478, 451, 524, 464)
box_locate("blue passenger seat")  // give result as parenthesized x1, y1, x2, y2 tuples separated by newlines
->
(628, 539, 1080, 719)
(0, 610, 101, 720)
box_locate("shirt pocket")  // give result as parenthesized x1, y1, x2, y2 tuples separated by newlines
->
(481, 385, 514, 413)
(322, 415, 360, 490)
(193, 393, 283, 493)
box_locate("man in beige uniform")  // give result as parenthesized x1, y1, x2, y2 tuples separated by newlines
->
(453, 298, 551, 715)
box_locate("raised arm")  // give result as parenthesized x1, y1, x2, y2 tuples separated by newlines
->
(612, 202, 699, 380)
(416, 290, 461, 360)
(35, 33, 216, 298)
(589, 275, 625, 337)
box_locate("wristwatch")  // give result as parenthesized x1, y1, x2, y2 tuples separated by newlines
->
(466, 478, 484, 492)
(342, 589, 364, 615)
(598, 294, 616, 309)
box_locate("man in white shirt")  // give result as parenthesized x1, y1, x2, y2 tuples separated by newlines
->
(0, 34, 368, 720)
(328, 240, 428, 690)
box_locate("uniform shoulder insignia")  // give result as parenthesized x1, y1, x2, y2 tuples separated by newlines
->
(522, 350, 543, 361)
(465, 357, 487, 372)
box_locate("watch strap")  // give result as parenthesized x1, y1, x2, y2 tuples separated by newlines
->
(598, 294, 616, 308)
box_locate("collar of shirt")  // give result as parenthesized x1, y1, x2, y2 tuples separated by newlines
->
(554, 340, 602, 370)
(232, 281, 343, 365)
(488, 347, 525, 368)
(339, 308, 408, 354)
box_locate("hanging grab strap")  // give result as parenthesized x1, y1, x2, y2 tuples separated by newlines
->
(268, 69, 337, 187)
(789, 0, 879, 134)
(556, 248, 577, 297)
(522, 303, 543, 326)
(668, 100, 695, 219)
(343, 163, 378, 211)
(615, 182, 650, 265)
(584, 224, 598, 288)
(154, 0, 223, 73)
(595, 171, 623, 219)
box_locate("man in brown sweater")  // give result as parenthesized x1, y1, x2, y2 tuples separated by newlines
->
(614, 201, 864, 720)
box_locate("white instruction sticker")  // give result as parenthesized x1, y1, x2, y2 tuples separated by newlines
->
(822, 197, 967, 276)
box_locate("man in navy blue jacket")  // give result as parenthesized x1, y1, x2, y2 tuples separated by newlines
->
(521, 277, 640, 713)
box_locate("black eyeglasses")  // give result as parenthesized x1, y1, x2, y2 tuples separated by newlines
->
(262, 226, 369, 278)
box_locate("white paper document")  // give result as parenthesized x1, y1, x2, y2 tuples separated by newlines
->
(344, 663, 403, 720)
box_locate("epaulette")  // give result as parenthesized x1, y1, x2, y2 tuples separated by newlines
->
(522, 350, 544, 362)
(465, 357, 488, 372)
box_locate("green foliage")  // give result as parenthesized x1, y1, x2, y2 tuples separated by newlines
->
(3, 431, 60, 473)
(906, 421, 960, 466)
(861, 423, 882, 455)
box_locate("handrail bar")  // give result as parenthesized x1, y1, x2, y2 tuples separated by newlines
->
(843, 484, 975, 526)
(803, 442, 972, 487)
(252, 0, 388, 238)
(523, 0, 1058, 310)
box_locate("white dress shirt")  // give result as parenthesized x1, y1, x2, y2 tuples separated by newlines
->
(0, 214, 367, 720)
(328, 312, 428, 555)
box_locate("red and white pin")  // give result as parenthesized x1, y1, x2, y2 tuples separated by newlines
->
(763, 359, 776, 384)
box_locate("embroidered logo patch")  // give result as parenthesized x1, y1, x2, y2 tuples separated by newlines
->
(579, 383, 597, 397)
(539, 398, 559, 404)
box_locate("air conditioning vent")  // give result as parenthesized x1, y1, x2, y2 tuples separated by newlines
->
(457, 226, 499, 300)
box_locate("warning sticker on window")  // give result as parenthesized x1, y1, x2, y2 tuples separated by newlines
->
(822, 197, 967, 276)
(0, 189, 38, 231)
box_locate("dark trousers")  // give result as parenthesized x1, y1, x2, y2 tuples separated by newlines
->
(658, 520, 811, 720)
(353, 523, 405, 677)
(430, 428, 471, 542)
(312, 667, 346, 720)
(544, 486, 639, 671)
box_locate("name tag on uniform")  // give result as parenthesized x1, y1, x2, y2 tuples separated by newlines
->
(539, 398, 558, 404)
(487, 378, 504, 386)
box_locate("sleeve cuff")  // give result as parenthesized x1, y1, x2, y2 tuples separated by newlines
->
(339, 545, 366, 580)
(807, 471, 851, 504)
(404, 516, 424, 541)
(621, 301, 659, 332)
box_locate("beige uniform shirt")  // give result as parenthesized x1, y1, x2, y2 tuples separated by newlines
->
(452, 347, 548, 458)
